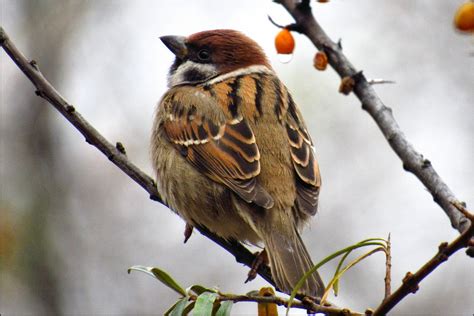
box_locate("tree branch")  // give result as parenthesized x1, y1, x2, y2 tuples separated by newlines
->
(276, 0, 473, 253)
(211, 293, 362, 316)
(0, 25, 274, 290)
(3, 4, 472, 311)
(384, 234, 392, 300)
(372, 203, 474, 315)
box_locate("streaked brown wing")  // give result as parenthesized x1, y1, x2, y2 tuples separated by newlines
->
(283, 93, 321, 216)
(162, 92, 273, 209)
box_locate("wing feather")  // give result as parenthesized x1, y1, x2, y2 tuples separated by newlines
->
(161, 87, 273, 209)
(283, 91, 321, 216)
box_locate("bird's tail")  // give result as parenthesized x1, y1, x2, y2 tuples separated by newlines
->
(263, 228, 324, 297)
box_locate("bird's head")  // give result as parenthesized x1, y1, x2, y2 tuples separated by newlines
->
(160, 29, 271, 87)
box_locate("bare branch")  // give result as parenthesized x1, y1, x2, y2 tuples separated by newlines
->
(183, 292, 363, 316)
(276, 0, 473, 252)
(0, 27, 160, 203)
(384, 234, 392, 300)
(0, 25, 275, 290)
(373, 206, 474, 315)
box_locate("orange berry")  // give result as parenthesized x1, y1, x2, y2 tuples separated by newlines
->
(454, 1, 474, 32)
(275, 28, 295, 54)
(313, 51, 328, 71)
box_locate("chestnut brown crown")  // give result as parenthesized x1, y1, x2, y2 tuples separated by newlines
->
(161, 30, 271, 87)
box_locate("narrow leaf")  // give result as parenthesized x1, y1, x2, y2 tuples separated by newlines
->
(321, 247, 384, 303)
(286, 240, 387, 315)
(182, 301, 195, 315)
(215, 301, 233, 316)
(332, 238, 388, 295)
(333, 249, 352, 296)
(164, 300, 180, 316)
(194, 292, 217, 315)
(165, 297, 189, 316)
(188, 284, 217, 295)
(128, 265, 186, 296)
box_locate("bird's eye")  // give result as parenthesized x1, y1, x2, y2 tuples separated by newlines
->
(197, 49, 210, 61)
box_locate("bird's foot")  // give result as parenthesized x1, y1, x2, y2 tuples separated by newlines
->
(184, 223, 193, 243)
(245, 249, 268, 283)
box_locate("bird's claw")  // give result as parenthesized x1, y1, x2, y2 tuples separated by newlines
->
(245, 249, 268, 283)
(184, 223, 193, 243)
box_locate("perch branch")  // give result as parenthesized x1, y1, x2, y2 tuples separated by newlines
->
(276, 0, 473, 252)
(0, 26, 275, 290)
(0, 27, 160, 203)
(372, 203, 474, 315)
(209, 292, 362, 316)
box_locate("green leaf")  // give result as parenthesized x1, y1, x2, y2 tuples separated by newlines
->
(215, 301, 233, 316)
(182, 301, 195, 315)
(333, 249, 352, 296)
(320, 247, 385, 303)
(165, 297, 189, 316)
(286, 239, 388, 315)
(332, 238, 388, 296)
(188, 284, 217, 295)
(128, 265, 186, 296)
(193, 292, 217, 315)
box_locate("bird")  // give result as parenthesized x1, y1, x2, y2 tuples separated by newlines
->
(151, 29, 324, 297)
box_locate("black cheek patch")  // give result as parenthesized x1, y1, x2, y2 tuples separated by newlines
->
(183, 68, 209, 82)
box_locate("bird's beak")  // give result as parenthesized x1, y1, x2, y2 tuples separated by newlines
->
(160, 35, 188, 59)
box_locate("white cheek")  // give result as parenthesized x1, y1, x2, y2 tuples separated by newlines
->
(206, 65, 273, 85)
(168, 60, 217, 87)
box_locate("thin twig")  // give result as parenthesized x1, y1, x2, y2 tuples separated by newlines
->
(384, 233, 392, 300)
(372, 206, 474, 315)
(268, 15, 286, 29)
(276, 0, 473, 253)
(0, 25, 275, 291)
(367, 78, 396, 85)
(452, 202, 474, 250)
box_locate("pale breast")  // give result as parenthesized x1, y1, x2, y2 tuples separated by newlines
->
(151, 89, 262, 244)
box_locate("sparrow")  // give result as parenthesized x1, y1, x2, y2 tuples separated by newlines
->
(151, 29, 324, 297)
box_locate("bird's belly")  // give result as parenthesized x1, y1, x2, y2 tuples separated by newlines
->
(153, 140, 261, 244)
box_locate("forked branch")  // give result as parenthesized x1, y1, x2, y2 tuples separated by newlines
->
(372, 203, 474, 315)
(275, 0, 473, 253)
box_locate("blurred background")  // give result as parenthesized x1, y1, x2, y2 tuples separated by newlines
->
(1, 0, 473, 315)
